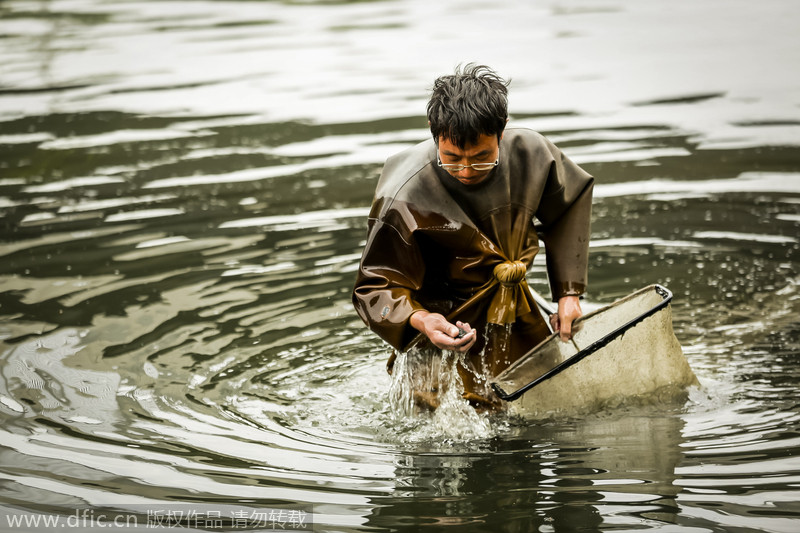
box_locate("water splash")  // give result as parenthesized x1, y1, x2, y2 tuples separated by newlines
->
(387, 350, 494, 443)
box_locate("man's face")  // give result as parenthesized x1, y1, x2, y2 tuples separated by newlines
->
(437, 133, 501, 186)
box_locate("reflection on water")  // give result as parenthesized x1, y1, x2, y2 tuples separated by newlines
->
(1, 0, 799, 531)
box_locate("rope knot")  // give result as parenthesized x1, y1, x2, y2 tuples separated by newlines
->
(493, 260, 527, 285)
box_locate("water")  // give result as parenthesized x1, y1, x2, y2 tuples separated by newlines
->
(1, 0, 799, 531)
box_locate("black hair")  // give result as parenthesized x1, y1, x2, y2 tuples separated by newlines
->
(426, 63, 509, 149)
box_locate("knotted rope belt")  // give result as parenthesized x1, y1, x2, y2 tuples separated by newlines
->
(486, 260, 533, 325)
(493, 260, 527, 285)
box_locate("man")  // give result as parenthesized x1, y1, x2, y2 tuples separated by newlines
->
(353, 64, 594, 409)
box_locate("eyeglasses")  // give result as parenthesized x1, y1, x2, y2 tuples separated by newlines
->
(437, 149, 499, 172)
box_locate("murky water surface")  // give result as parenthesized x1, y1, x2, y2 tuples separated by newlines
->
(1, 0, 799, 531)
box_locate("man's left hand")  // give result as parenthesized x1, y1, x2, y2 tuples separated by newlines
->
(550, 295, 582, 342)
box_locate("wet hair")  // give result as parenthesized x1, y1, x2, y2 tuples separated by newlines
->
(426, 63, 509, 149)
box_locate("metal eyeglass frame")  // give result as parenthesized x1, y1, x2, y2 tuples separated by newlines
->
(437, 148, 500, 172)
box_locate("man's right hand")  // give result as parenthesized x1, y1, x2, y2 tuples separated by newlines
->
(409, 310, 476, 353)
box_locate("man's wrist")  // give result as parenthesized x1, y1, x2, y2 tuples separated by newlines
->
(409, 309, 429, 332)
